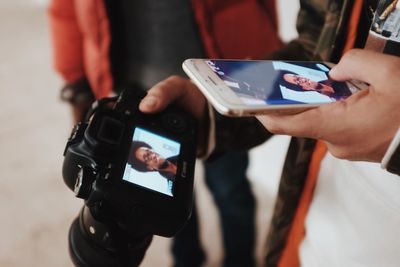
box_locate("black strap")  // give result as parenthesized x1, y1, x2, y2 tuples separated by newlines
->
(387, 144, 400, 175)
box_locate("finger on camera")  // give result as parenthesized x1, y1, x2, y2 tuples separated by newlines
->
(140, 76, 187, 113)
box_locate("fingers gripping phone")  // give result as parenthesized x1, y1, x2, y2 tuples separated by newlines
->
(182, 59, 367, 116)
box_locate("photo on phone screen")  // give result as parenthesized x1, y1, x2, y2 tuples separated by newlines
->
(122, 127, 181, 197)
(205, 60, 354, 105)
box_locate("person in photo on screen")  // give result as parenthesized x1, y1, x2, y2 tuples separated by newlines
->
(128, 141, 178, 181)
(281, 71, 335, 96)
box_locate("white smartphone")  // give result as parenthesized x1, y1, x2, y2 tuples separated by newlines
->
(182, 59, 367, 116)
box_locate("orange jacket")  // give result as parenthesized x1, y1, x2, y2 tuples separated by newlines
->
(48, 0, 282, 99)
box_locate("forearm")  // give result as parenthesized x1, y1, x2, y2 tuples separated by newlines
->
(48, 0, 85, 82)
(268, 41, 317, 61)
(208, 110, 272, 159)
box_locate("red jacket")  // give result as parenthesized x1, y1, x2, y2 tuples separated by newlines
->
(48, 0, 282, 99)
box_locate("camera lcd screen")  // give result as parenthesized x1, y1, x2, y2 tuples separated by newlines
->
(205, 60, 354, 105)
(122, 127, 181, 197)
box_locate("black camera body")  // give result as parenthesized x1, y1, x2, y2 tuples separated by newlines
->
(63, 89, 197, 238)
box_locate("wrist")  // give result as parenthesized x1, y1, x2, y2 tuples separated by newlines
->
(61, 78, 95, 106)
(381, 127, 400, 175)
(196, 103, 215, 159)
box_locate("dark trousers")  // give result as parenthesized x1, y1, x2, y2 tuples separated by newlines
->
(172, 151, 256, 267)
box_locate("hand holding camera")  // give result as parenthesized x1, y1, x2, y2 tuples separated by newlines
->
(63, 87, 198, 267)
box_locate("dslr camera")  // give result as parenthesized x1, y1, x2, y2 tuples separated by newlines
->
(62, 88, 197, 267)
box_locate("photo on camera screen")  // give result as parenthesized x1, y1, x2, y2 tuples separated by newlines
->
(123, 127, 181, 197)
(205, 60, 354, 105)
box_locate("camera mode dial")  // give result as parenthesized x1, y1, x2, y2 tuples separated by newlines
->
(162, 113, 187, 133)
(74, 167, 96, 199)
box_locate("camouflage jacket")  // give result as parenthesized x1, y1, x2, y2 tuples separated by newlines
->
(211, 0, 379, 266)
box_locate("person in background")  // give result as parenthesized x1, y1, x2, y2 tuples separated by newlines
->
(138, 1, 400, 266)
(48, 1, 282, 266)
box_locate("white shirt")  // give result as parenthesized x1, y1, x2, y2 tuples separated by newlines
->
(300, 153, 400, 267)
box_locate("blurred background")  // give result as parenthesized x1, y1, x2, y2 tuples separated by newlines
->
(0, 1, 299, 266)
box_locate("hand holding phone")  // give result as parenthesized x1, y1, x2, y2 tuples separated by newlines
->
(255, 49, 400, 162)
(183, 59, 367, 116)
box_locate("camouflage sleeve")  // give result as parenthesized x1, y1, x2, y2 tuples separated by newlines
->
(270, 0, 326, 60)
(270, 0, 348, 61)
(209, 112, 273, 158)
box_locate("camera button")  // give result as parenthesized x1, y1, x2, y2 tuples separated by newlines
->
(74, 167, 96, 199)
(129, 203, 143, 218)
(162, 113, 187, 133)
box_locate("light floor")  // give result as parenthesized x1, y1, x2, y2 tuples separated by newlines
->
(0, 1, 298, 266)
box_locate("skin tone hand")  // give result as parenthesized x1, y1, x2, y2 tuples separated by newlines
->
(139, 75, 207, 121)
(256, 49, 400, 162)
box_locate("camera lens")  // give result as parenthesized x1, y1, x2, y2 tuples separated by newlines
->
(162, 113, 187, 133)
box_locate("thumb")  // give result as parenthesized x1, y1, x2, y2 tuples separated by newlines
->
(139, 76, 206, 121)
(329, 49, 395, 84)
(139, 76, 191, 113)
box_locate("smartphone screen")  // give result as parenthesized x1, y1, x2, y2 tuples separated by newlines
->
(122, 127, 181, 197)
(205, 60, 354, 106)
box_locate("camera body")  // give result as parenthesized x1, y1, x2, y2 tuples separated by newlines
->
(63, 89, 197, 237)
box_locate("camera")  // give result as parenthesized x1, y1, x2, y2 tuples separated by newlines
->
(62, 88, 197, 266)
